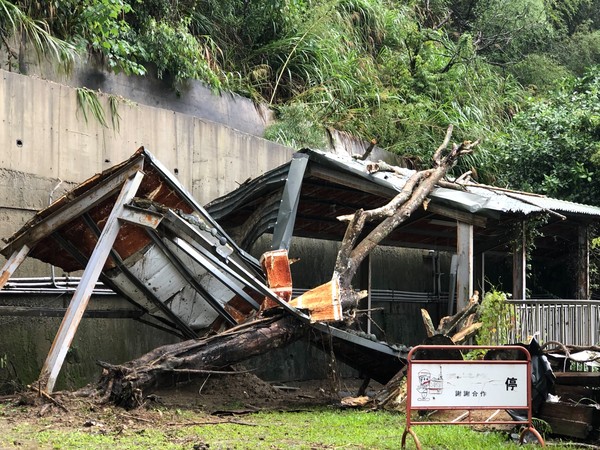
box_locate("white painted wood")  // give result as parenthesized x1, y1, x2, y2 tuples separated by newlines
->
(40, 171, 144, 393)
(456, 222, 473, 310)
(0, 245, 30, 289)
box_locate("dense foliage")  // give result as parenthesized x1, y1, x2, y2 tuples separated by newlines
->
(496, 67, 600, 205)
(1, 0, 600, 200)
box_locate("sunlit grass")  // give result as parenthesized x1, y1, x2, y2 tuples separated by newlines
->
(0, 406, 590, 449)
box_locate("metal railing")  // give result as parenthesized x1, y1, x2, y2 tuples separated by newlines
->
(508, 299, 600, 346)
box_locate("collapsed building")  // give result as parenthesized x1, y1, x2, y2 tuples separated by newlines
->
(1, 147, 599, 438)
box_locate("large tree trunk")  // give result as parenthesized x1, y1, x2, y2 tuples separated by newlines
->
(93, 315, 307, 409)
(334, 126, 479, 304)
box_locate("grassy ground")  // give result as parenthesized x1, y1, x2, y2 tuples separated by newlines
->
(0, 402, 589, 449)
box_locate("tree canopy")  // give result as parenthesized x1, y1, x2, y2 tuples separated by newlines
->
(1, 0, 600, 203)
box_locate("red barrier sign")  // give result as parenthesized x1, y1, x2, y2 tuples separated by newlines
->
(401, 345, 545, 449)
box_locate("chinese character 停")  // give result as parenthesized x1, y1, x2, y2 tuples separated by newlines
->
(505, 377, 518, 391)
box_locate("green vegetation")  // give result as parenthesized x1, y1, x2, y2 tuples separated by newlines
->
(495, 66, 600, 205)
(1, 0, 600, 200)
(0, 405, 585, 449)
(476, 289, 515, 346)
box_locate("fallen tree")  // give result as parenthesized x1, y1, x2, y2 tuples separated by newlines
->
(88, 126, 479, 407)
(90, 315, 308, 409)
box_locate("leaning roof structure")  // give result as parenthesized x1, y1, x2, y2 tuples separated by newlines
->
(206, 148, 600, 260)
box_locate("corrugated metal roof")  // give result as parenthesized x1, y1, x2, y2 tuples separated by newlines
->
(306, 148, 600, 219)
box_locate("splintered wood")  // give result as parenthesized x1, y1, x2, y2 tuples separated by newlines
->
(260, 249, 293, 310)
(261, 249, 343, 322)
(289, 277, 343, 323)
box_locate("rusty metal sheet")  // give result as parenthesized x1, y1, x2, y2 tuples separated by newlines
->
(0, 147, 274, 336)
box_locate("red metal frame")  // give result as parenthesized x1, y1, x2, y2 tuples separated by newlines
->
(401, 345, 545, 449)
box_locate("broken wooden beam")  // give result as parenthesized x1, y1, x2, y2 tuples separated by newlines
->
(554, 371, 600, 387)
(260, 249, 293, 310)
(538, 401, 600, 440)
(289, 277, 343, 323)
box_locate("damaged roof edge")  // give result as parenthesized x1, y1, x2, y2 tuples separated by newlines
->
(1, 148, 261, 269)
(1, 150, 146, 258)
(142, 149, 261, 269)
(300, 148, 600, 219)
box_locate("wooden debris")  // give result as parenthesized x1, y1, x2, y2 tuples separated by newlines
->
(538, 402, 600, 440)
(420, 309, 436, 338)
(289, 277, 343, 322)
(260, 249, 293, 310)
(29, 384, 68, 412)
(451, 322, 482, 343)
(341, 396, 370, 407)
(419, 291, 481, 344)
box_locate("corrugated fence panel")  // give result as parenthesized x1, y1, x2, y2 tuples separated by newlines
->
(509, 300, 600, 346)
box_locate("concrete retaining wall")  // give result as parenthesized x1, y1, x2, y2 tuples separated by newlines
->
(0, 69, 294, 276)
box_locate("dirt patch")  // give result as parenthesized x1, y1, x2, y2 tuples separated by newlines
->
(150, 371, 379, 412)
(0, 374, 379, 439)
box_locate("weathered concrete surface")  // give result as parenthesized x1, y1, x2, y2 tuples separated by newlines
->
(0, 68, 294, 276)
(15, 47, 272, 137)
(0, 294, 178, 391)
(0, 69, 293, 203)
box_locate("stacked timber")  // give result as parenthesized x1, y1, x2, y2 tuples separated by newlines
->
(539, 349, 600, 441)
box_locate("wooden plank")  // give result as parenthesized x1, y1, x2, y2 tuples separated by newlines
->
(39, 171, 144, 393)
(0, 245, 30, 289)
(538, 402, 599, 439)
(426, 203, 487, 228)
(554, 371, 600, 387)
(1, 158, 144, 258)
(554, 384, 600, 403)
(260, 249, 293, 310)
(456, 222, 473, 310)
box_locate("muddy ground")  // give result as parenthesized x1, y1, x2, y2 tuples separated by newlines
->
(0, 369, 518, 435)
(0, 372, 384, 439)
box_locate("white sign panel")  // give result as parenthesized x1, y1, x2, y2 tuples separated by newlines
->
(409, 362, 528, 408)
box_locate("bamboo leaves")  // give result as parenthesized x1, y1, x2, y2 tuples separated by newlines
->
(0, 0, 76, 70)
(76, 88, 125, 131)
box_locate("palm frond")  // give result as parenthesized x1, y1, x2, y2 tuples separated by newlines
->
(0, 0, 77, 70)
